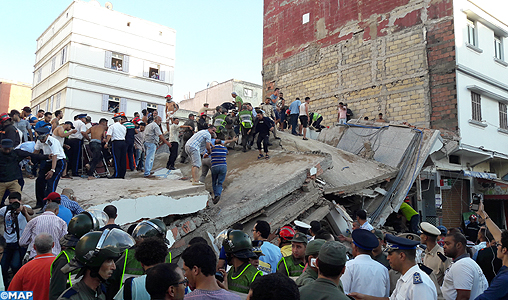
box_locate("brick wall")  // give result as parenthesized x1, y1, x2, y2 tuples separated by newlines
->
(441, 178, 470, 229)
(263, 0, 455, 130)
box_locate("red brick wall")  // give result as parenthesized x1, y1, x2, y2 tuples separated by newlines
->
(441, 178, 470, 229)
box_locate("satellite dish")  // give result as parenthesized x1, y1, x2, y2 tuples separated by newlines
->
(105, 1, 113, 10)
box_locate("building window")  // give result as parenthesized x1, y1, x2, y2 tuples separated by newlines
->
(37, 69, 42, 83)
(111, 53, 124, 71)
(471, 92, 482, 121)
(467, 18, 476, 46)
(56, 92, 61, 109)
(495, 36, 503, 60)
(105, 51, 129, 72)
(149, 67, 160, 79)
(243, 88, 253, 98)
(51, 56, 56, 72)
(108, 96, 120, 113)
(61, 46, 67, 65)
(500, 103, 508, 130)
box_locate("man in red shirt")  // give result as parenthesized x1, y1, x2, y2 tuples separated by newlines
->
(8, 233, 55, 300)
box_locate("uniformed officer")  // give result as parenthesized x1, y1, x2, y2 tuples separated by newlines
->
(295, 238, 326, 287)
(49, 211, 105, 300)
(105, 113, 127, 178)
(420, 222, 451, 285)
(277, 232, 307, 278)
(57, 229, 135, 300)
(223, 229, 262, 294)
(277, 225, 295, 257)
(349, 234, 437, 300)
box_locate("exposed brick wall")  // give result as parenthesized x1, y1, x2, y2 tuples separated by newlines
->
(0, 83, 12, 113)
(263, 0, 455, 129)
(441, 178, 470, 229)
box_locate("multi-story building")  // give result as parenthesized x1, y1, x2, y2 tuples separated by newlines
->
(263, 0, 508, 228)
(178, 79, 262, 113)
(0, 79, 32, 113)
(31, 0, 175, 122)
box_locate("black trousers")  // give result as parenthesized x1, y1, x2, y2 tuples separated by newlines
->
(166, 142, 179, 169)
(66, 138, 82, 176)
(87, 141, 103, 176)
(126, 142, 135, 171)
(111, 140, 127, 178)
(312, 116, 324, 130)
(180, 134, 192, 162)
(241, 126, 252, 150)
(35, 159, 66, 207)
(257, 134, 269, 153)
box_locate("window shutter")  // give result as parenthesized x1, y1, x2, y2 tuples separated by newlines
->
(51, 57, 56, 72)
(143, 71, 149, 78)
(46, 99, 50, 112)
(105, 51, 112, 68)
(56, 93, 61, 109)
(102, 94, 109, 112)
(49, 96, 54, 112)
(141, 101, 147, 111)
(123, 55, 130, 73)
(160, 71, 166, 82)
(120, 98, 127, 113)
(157, 105, 164, 121)
(61, 46, 67, 65)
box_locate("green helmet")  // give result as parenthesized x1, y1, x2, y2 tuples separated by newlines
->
(222, 230, 256, 259)
(68, 212, 99, 238)
(131, 219, 167, 241)
(75, 228, 135, 268)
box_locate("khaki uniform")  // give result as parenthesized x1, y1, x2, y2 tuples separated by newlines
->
(423, 244, 451, 286)
(58, 280, 105, 300)
(295, 267, 318, 287)
(299, 278, 350, 300)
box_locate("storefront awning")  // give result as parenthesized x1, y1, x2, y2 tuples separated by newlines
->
(463, 170, 498, 179)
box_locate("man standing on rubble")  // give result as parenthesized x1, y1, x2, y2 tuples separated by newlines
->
(105, 113, 127, 179)
(86, 118, 108, 179)
(253, 110, 274, 160)
(143, 116, 171, 178)
(277, 232, 307, 278)
(399, 200, 419, 234)
(238, 105, 254, 152)
(185, 126, 216, 185)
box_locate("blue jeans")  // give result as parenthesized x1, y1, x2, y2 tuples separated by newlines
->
(135, 148, 145, 170)
(211, 165, 227, 197)
(144, 142, 157, 176)
(290, 114, 299, 135)
(2, 243, 26, 288)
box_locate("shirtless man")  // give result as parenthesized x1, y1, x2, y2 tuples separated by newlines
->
(51, 110, 63, 132)
(53, 121, 77, 178)
(85, 118, 108, 179)
(165, 95, 179, 131)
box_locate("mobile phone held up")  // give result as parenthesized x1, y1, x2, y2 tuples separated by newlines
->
(471, 193, 483, 211)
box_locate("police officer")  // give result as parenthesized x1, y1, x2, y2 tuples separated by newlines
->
(50, 211, 105, 300)
(223, 229, 262, 294)
(237, 105, 253, 152)
(105, 113, 127, 179)
(58, 229, 135, 300)
(349, 234, 437, 300)
(420, 222, 451, 286)
(277, 232, 307, 278)
(295, 238, 326, 287)
(212, 108, 227, 140)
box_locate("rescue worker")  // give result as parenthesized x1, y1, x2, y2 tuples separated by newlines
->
(238, 105, 253, 152)
(49, 211, 107, 300)
(231, 92, 243, 111)
(277, 225, 295, 257)
(212, 108, 227, 140)
(295, 238, 326, 287)
(223, 229, 262, 294)
(420, 222, 451, 286)
(67, 114, 89, 177)
(105, 113, 127, 179)
(309, 112, 324, 132)
(277, 232, 307, 278)
(58, 229, 135, 300)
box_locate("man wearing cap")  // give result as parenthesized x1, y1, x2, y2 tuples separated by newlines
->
(296, 238, 326, 287)
(277, 232, 307, 278)
(372, 229, 390, 269)
(0, 112, 21, 147)
(299, 241, 350, 300)
(21, 107, 38, 128)
(294, 220, 312, 241)
(53, 121, 77, 148)
(231, 92, 243, 111)
(67, 114, 89, 176)
(252, 220, 282, 274)
(43, 192, 73, 225)
(349, 234, 437, 300)
(420, 222, 451, 286)
(341, 229, 390, 297)
(105, 113, 127, 179)
(34, 127, 67, 209)
(277, 225, 295, 257)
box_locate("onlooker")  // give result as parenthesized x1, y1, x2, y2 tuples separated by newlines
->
(372, 229, 389, 269)
(299, 241, 350, 300)
(198, 103, 216, 116)
(105, 113, 127, 179)
(19, 202, 67, 259)
(210, 139, 228, 204)
(21, 107, 37, 129)
(144, 116, 171, 178)
(85, 118, 108, 179)
(35, 112, 53, 131)
(376, 113, 386, 122)
(197, 113, 209, 131)
(252, 220, 282, 274)
(356, 209, 374, 231)
(0, 113, 20, 147)
(8, 233, 55, 300)
(345, 104, 353, 122)
(475, 230, 502, 284)
(465, 214, 481, 243)
(0, 192, 32, 287)
(337, 102, 347, 124)
(59, 188, 85, 216)
(166, 117, 183, 170)
(295, 239, 326, 287)
(260, 97, 279, 140)
(145, 263, 186, 300)
(299, 97, 310, 140)
(0, 139, 29, 203)
(10, 110, 32, 142)
(472, 226, 488, 257)
(308, 221, 321, 241)
(182, 243, 241, 299)
(51, 110, 64, 132)
(180, 114, 196, 163)
(248, 273, 300, 300)
(253, 110, 274, 160)
(289, 98, 301, 135)
(67, 114, 89, 176)
(44, 192, 73, 225)
(121, 116, 137, 172)
(185, 126, 215, 185)
(134, 122, 146, 171)
(100, 205, 122, 231)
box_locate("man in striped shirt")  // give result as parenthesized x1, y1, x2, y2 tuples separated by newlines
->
(19, 202, 67, 259)
(210, 139, 228, 204)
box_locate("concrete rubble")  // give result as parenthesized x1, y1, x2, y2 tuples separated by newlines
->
(17, 120, 441, 260)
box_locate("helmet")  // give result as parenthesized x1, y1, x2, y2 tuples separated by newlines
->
(223, 230, 253, 254)
(278, 226, 295, 241)
(131, 219, 167, 241)
(86, 209, 109, 229)
(469, 214, 478, 222)
(68, 212, 99, 238)
(75, 228, 135, 268)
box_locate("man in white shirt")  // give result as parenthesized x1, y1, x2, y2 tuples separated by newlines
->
(34, 127, 67, 209)
(66, 114, 89, 176)
(144, 116, 171, 177)
(357, 209, 374, 231)
(341, 229, 390, 297)
(166, 117, 187, 170)
(441, 232, 488, 300)
(105, 113, 127, 179)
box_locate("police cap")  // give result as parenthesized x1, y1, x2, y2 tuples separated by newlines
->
(318, 241, 347, 266)
(35, 127, 51, 135)
(420, 222, 441, 237)
(305, 239, 326, 256)
(385, 234, 420, 252)
(291, 232, 308, 244)
(352, 229, 379, 251)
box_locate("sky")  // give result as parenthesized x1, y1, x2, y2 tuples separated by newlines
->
(0, 0, 263, 101)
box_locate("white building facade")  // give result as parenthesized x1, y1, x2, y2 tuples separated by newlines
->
(31, 0, 175, 122)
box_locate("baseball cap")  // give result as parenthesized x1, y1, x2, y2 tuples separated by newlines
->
(22, 107, 32, 113)
(305, 239, 326, 256)
(188, 113, 196, 118)
(318, 241, 347, 266)
(64, 121, 75, 129)
(165, 95, 172, 98)
(44, 192, 61, 202)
